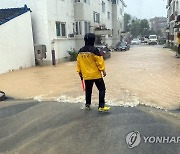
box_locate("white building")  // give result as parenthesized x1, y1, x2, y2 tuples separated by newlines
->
(0, 6, 35, 74)
(0, 0, 126, 65)
(166, 0, 180, 46)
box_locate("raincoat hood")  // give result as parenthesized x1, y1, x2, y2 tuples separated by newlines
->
(84, 33, 95, 46)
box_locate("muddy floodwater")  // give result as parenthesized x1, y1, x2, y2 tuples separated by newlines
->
(0, 46, 180, 110)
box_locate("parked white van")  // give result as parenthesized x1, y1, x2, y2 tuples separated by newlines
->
(148, 35, 158, 45)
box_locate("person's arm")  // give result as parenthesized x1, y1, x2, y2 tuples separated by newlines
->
(102, 70, 106, 77)
(76, 53, 82, 78)
(93, 48, 106, 76)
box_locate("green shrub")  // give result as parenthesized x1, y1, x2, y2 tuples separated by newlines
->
(158, 39, 166, 45)
(67, 49, 78, 61)
(170, 45, 178, 52)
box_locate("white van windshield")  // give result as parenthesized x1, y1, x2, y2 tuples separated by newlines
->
(149, 36, 157, 39)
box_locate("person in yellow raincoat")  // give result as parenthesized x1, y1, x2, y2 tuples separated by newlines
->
(177, 32, 180, 57)
(77, 33, 110, 112)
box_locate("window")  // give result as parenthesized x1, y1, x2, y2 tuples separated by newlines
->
(102, 1, 105, 13)
(84, 21, 90, 34)
(84, 0, 90, 4)
(120, 23, 122, 29)
(75, 0, 90, 4)
(75, 21, 82, 35)
(56, 22, 66, 37)
(75, 0, 80, 2)
(112, 0, 116, 4)
(93, 12, 100, 23)
(120, 8, 122, 15)
(108, 12, 110, 19)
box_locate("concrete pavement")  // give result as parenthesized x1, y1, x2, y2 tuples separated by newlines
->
(0, 100, 179, 154)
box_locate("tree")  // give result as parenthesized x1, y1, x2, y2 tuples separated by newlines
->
(124, 13, 131, 32)
(139, 19, 150, 36)
(124, 14, 154, 38)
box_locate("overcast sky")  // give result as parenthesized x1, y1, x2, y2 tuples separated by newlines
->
(124, 0, 167, 19)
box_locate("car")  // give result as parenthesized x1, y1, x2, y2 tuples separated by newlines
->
(0, 91, 5, 101)
(115, 42, 130, 51)
(95, 45, 111, 59)
(139, 37, 145, 43)
(148, 35, 158, 45)
(139, 37, 149, 44)
(125, 42, 131, 50)
(131, 38, 141, 45)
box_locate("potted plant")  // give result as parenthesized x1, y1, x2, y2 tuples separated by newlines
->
(67, 49, 78, 61)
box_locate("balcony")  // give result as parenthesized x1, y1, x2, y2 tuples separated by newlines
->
(94, 25, 111, 35)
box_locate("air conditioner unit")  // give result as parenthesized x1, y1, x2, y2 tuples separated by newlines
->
(34, 44, 47, 60)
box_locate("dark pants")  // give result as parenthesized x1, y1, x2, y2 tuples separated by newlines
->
(178, 44, 180, 54)
(85, 78, 106, 108)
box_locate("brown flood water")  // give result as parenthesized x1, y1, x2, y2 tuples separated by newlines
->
(0, 46, 180, 110)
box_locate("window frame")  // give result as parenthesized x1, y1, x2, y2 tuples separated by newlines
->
(84, 21, 91, 34)
(75, 21, 82, 35)
(93, 11, 100, 23)
(120, 8, 122, 15)
(75, 0, 81, 3)
(56, 22, 66, 37)
(107, 11, 111, 20)
(102, 1, 106, 13)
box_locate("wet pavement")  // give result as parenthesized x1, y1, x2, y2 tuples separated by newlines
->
(0, 100, 179, 154)
(0, 45, 180, 110)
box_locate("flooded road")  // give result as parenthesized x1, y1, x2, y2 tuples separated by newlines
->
(0, 45, 180, 110)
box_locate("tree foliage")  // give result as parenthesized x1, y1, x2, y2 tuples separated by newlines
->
(124, 13, 131, 32)
(124, 13, 162, 38)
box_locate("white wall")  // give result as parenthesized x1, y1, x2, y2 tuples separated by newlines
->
(0, 0, 76, 62)
(0, 0, 49, 44)
(0, 0, 51, 60)
(0, 0, 125, 63)
(112, 1, 125, 46)
(46, 0, 77, 61)
(0, 12, 35, 74)
(74, 0, 113, 32)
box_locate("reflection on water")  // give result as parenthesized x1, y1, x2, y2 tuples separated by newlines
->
(0, 46, 180, 110)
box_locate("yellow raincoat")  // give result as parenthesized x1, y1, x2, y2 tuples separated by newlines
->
(77, 50, 105, 80)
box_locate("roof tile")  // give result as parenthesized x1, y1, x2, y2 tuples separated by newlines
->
(0, 5, 31, 25)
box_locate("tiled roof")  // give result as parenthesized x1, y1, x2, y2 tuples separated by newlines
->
(0, 5, 31, 25)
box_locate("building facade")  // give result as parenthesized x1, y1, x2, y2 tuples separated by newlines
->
(0, 0, 126, 65)
(149, 17, 167, 36)
(166, 0, 180, 46)
(0, 6, 35, 74)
